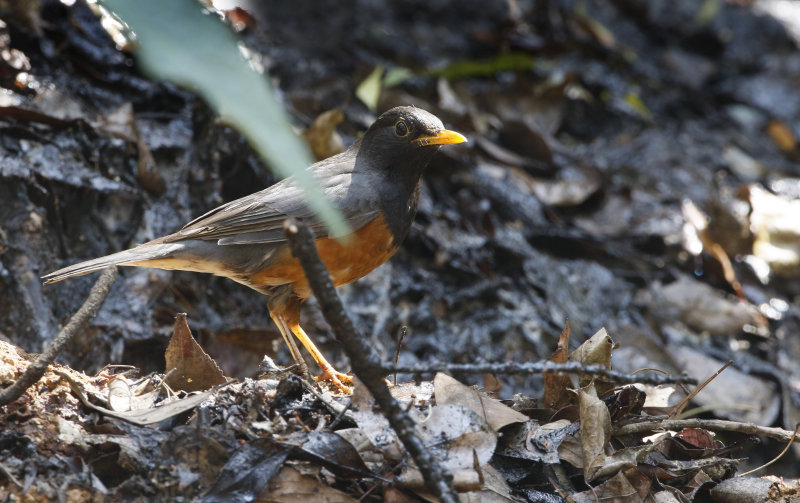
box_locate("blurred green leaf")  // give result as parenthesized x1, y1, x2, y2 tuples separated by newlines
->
(383, 66, 413, 87)
(355, 65, 383, 111)
(694, 0, 721, 26)
(426, 53, 537, 79)
(623, 91, 653, 122)
(100, 0, 348, 236)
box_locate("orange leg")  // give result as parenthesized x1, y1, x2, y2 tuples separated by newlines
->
(286, 320, 353, 392)
(268, 292, 352, 393)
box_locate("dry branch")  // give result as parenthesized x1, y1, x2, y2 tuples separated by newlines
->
(0, 267, 117, 407)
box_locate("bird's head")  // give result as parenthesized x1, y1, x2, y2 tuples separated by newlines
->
(358, 106, 467, 170)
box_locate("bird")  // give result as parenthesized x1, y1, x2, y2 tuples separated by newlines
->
(43, 106, 467, 392)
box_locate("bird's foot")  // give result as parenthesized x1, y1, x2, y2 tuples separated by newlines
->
(316, 368, 354, 394)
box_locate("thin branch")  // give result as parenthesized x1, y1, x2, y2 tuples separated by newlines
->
(284, 219, 459, 503)
(0, 267, 117, 407)
(383, 362, 697, 386)
(613, 418, 800, 444)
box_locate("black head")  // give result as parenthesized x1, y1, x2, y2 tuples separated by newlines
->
(356, 106, 466, 178)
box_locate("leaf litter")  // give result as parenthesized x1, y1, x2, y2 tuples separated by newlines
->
(3, 317, 799, 502)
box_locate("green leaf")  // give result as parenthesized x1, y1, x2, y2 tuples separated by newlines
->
(383, 66, 413, 87)
(426, 53, 537, 80)
(355, 66, 383, 111)
(100, 0, 348, 236)
(623, 90, 653, 122)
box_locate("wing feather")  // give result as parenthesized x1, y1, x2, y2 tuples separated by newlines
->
(161, 148, 381, 245)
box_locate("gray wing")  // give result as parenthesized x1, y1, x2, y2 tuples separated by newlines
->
(164, 149, 380, 246)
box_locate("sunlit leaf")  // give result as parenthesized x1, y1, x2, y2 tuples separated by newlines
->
(356, 65, 383, 111)
(624, 90, 653, 122)
(383, 66, 413, 87)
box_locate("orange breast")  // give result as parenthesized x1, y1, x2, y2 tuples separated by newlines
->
(250, 214, 399, 299)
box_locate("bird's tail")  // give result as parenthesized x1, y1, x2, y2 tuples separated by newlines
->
(42, 243, 184, 285)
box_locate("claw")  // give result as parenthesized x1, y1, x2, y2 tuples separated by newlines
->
(316, 368, 354, 393)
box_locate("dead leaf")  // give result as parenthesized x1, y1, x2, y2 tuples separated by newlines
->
(165, 313, 227, 392)
(95, 102, 165, 194)
(571, 469, 651, 503)
(398, 403, 497, 492)
(569, 327, 615, 391)
(544, 320, 574, 409)
(284, 431, 372, 479)
(590, 442, 659, 480)
(55, 369, 216, 426)
(302, 109, 344, 161)
(350, 378, 404, 463)
(204, 438, 290, 503)
(223, 7, 257, 32)
(497, 419, 579, 464)
(767, 119, 797, 153)
(459, 464, 517, 502)
(434, 373, 528, 431)
(256, 466, 360, 502)
(578, 381, 611, 482)
(651, 275, 762, 335)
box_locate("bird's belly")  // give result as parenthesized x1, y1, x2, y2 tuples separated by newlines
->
(249, 214, 400, 299)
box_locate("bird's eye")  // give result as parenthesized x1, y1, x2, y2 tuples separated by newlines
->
(394, 120, 409, 137)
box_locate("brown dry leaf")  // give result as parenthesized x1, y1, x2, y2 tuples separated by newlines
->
(398, 403, 497, 492)
(578, 381, 611, 482)
(544, 320, 574, 409)
(334, 428, 386, 471)
(571, 469, 651, 503)
(223, 6, 257, 32)
(557, 427, 584, 469)
(569, 327, 614, 390)
(529, 164, 603, 208)
(459, 464, 517, 502)
(95, 102, 165, 194)
(165, 313, 227, 392)
(766, 119, 797, 153)
(651, 275, 762, 335)
(382, 487, 424, 503)
(653, 491, 683, 503)
(433, 373, 528, 432)
(302, 109, 344, 161)
(256, 466, 358, 503)
(497, 419, 578, 464)
(590, 442, 659, 480)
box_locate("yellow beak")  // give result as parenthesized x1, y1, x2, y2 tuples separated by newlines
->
(413, 129, 468, 146)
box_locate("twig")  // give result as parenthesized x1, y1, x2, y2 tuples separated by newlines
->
(393, 326, 407, 387)
(0, 267, 117, 407)
(284, 219, 459, 503)
(613, 418, 800, 444)
(0, 460, 22, 488)
(737, 423, 799, 477)
(382, 362, 697, 386)
(670, 360, 732, 419)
